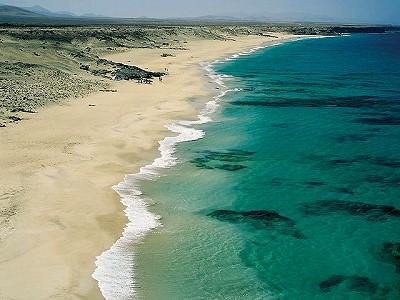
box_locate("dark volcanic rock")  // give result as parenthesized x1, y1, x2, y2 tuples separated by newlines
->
(8, 115, 22, 122)
(320, 275, 378, 294)
(94, 58, 164, 81)
(90, 69, 109, 77)
(208, 210, 305, 239)
(80, 63, 90, 70)
(113, 66, 163, 80)
(300, 200, 400, 221)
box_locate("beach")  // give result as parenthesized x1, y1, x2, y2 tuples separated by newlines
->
(0, 33, 295, 300)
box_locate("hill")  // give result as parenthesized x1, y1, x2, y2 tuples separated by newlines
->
(23, 5, 76, 18)
(0, 4, 43, 17)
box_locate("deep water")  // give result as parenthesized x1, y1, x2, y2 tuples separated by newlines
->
(136, 33, 400, 299)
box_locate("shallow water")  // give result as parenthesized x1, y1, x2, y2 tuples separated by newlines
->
(136, 33, 400, 299)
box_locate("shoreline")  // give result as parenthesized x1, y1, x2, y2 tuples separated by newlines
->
(128, 31, 400, 300)
(94, 35, 310, 299)
(0, 33, 298, 299)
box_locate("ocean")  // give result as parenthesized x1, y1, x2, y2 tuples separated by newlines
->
(96, 33, 400, 299)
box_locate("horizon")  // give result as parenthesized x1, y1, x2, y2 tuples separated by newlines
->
(1, 0, 400, 25)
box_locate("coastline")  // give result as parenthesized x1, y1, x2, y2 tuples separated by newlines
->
(94, 34, 313, 299)
(129, 32, 400, 300)
(0, 33, 297, 299)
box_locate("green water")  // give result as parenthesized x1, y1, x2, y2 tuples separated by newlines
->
(136, 34, 400, 299)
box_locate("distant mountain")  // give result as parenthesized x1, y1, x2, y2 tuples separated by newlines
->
(81, 13, 106, 18)
(22, 5, 76, 18)
(0, 4, 43, 17)
(0, 4, 108, 19)
(188, 15, 247, 21)
(187, 13, 339, 24)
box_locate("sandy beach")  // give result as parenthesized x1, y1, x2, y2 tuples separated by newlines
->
(0, 33, 294, 299)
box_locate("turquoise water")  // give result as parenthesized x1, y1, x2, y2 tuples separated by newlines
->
(136, 34, 400, 299)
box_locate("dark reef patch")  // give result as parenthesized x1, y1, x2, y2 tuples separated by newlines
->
(355, 115, 400, 126)
(334, 133, 374, 143)
(270, 122, 290, 128)
(208, 210, 305, 239)
(322, 155, 399, 168)
(369, 157, 400, 168)
(302, 154, 400, 170)
(305, 181, 326, 187)
(364, 127, 382, 132)
(359, 111, 393, 117)
(265, 178, 286, 186)
(365, 174, 400, 187)
(320, 275, 346, 292)
(216, 164, 247, 171)
(332, 187, 354, 195)
(191, 149, 255, 172)
(230, 95, 399, 109)
(300, 200, 400, 221)
(380, 242, 400, 273)
(326, 158, 359, 167)
(319, 275, 379, 294)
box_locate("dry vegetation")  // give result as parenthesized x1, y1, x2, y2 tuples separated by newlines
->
(0, 23, 394, 126)
(0, 25, 280, 126)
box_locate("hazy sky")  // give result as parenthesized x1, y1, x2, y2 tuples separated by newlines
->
(3, 0, 400, 24)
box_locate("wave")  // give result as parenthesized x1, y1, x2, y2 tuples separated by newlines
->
(92, 36, 316, 299)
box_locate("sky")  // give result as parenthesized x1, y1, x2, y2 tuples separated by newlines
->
(3, 0, 400, 24)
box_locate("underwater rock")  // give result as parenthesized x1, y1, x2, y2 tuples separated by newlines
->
(300, 200, 400, 221)
(201, 150, 255, 162)
(208, 210, 304, 239)
(305, 181, 325, 187)
(364, 175, 400, 187)
(190, 158, 247, 171)
(319, 275, 346, 292)
(334, 133, 374, 143)
(320, 275, 378, 294)
(303, 154, 400, 171)
(191, 149, 255, 172)
(369, 157, 400, 168)
(381, 242, 400, 273)
(262, 178, 286, 187)
(230, 95, 399, 109)
(333, 187, 354, 195)
(327, 159, 356, 166)
(270, 122, 290, 128)
(364, 127, 382, 132)
(217, 164, 247, 171)
(355, 115, 400, 126)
